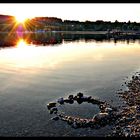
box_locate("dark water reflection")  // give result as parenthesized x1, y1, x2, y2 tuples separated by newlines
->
(0, 32, 140, 47)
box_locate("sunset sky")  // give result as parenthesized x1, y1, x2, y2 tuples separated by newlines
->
(0, 3, 140, 22)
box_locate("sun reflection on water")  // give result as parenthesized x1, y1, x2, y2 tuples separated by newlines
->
(16, 39, 28, 48)
(1, 39, 140, 72)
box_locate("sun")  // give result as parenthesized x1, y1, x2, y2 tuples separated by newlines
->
(15, 15, 28, 24)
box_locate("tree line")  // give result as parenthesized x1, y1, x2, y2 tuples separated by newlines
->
(0, 14, 140, 32)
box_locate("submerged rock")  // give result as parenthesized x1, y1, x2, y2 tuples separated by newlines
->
(89, 98, 103, 104)
(49, 107, 58, 114)
(71, 122, 78, 129)
(51, 116, 59, 121)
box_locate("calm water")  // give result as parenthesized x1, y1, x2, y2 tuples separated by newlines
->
(0, 33, 140, 136)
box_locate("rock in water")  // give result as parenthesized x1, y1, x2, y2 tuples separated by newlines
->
(81, 96, 92, 101)
(68, 95, 74, 100)
(57, 97, 64, 104)
(49, 107, 58, 114)
(105, 107, 113, 113)
(72, 122, 78, 129)
(93, 112, 109, 121)
(76, 99, 83, 104)
(47, 102, 57, 110)
(51, 116, 59, 121)
(77, 92, 83, 98)
(136, 105, 140, 113)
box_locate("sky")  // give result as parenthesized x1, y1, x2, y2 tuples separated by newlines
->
(0, 3, 140, 22)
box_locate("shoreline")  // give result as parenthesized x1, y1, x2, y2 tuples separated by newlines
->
(46, 70, 140, 137)
(109, 72, 140, 137)
(1, 30, 140, 35)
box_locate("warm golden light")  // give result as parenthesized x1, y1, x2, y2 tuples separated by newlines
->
(1, 4, 140, 22)
(15, 15, 28, 24)
(16, 39, 28, 48)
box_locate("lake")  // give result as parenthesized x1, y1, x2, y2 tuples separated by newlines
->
(0, 32, 140, 136)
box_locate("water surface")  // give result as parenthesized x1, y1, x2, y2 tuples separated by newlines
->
(0, 33, 140, 136)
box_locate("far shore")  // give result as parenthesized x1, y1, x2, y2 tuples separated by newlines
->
(1, 30, 140, 35)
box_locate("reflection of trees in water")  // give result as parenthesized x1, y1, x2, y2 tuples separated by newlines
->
(0, 32, 140, 48)
(0, 33, 18, 47)
(62, 34, 109, 42)
(29, 32, 63, 46)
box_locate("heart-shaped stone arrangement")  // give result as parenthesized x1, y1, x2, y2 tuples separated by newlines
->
(47, 92, 120, 129)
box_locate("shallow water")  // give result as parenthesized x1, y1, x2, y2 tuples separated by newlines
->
(0, 37, 140, 136)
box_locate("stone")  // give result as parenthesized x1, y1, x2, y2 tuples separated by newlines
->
(136, 106, 140, 113)
(47, 92, 125, 131)
(69, 100, 74, 104)
(71, 122, 78, 129)
(105, 107, 113, 113)
(93, 112, 109, 122)
(77, 92, 83, 98)
(49, 110, 53, 114)
(49, 107, 58, 114)
(135, 114, 140, 120)
(76, 99, 83, 104)
(64, 99, 74, 104)
(68, 95, 74, 100)
(81, 96, 92, 101)
(67, 119, 73, 125)
(57, 97, 64, 104)
(51, 116, 59, 121)
(47, 102, 57, 110)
